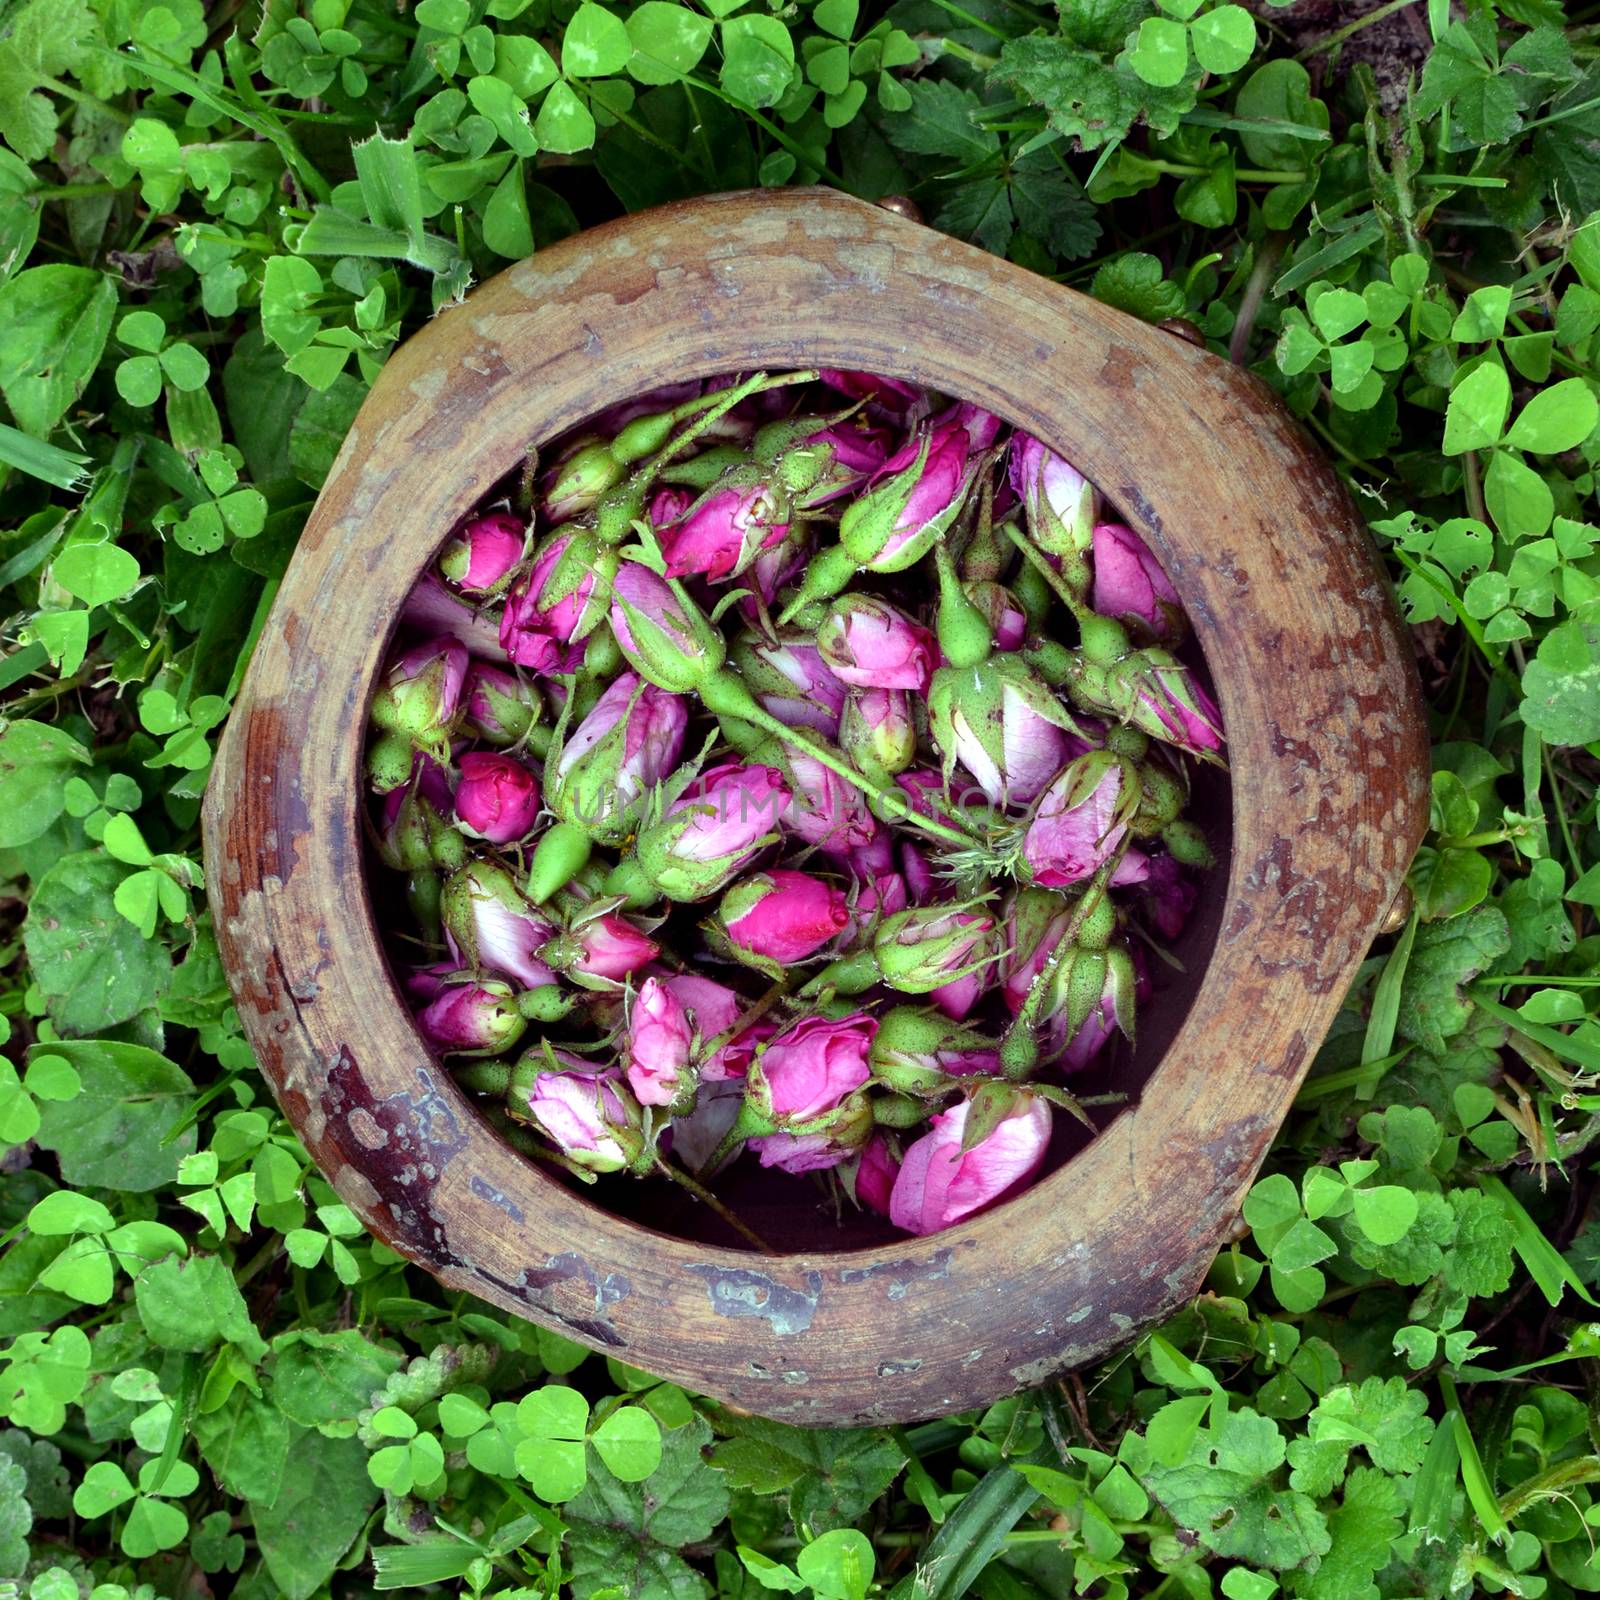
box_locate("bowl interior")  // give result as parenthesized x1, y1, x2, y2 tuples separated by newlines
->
(362, 371, 1236, 1255)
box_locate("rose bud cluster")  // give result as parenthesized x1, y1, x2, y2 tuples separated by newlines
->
(364, 370, 1222, 1239)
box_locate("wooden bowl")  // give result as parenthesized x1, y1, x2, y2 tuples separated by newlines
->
(203, 187, 1428, 1425)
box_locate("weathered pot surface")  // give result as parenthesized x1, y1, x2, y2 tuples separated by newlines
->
(203, 187, 1428, 1425)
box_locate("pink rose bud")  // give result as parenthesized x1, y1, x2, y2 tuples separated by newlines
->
(965, 581, 1028, 651)
(664, 974, 769, 1081)
(1092, 522, 1184, 644)
(742, 524, 812, 611)
(871, 1006, 1001, 1095)
(378, 754, 463, 872)
(626, 975, 696, 1108)
(1023, 752, 1138, 888)
(888, 1093, 1053, 1236)
(928, 658, 1080, 807)
(609, 561, 727, 693)
(455, 751, 542, 846)
(1060, 946, 1139, 1072)
(499, 531, 609, 672)
(441, 861, 557, 988)
(750, 1091, 874, 1173)
(462, 663, 540, 747)
(415, 976, 527, 1057)
(1008, 435, 1096, 564)
(1000, 886, 1119, 1062)
(512, 1059, 640, 1173)
(543, 437, 625, 523)
(554, 911, 660, 984)
(370, 635, 468, 748)
(839, 873, 909, 945)
(647, 485, 695, 529)
(853, 1133, 900, 1215)
(438, 510, 527, 593)
(1109, 650, 1224, 757)
(548, 671, 689, 844)
(944, 400, 1004, 452)
(817, 595, 936, 691)
(729, 633, 848, 737)
(630, 762, 791, 901)
(930, 972, 984, 1022)
(840, 418, 977, 571)
(873, 905, 997, 995)
(900, 840, 938, 904)
(779, 748, 880, 858)
(719, 870, 851, 967)
(748, 1013, 877, 1126)
(839, 688, 916, 777)
(658, 482, 791, 582)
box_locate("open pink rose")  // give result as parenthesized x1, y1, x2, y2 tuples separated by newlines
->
(754, 1013, 877, 1124)
(889, 1095, 1052, 1235)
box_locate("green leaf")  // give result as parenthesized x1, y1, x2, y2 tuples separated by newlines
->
(711, 1417, 903, 1532)
(252, 1431, 380, 1599)
(0, 721, 90, 848)
(797, 1529, 874, 1600)
(0, 265, 117, 436)
(1522, 610, 1600, 745)
(625, 2, 712, 84)
(52, 542, 139, 609)
(563, 2, 631, 77)
(1189, 6, 1255, 75)
(271, 1329, 404, 1427)
(1091, 251, 1186, 322)
(1484, 448, 1554, 539)
(1127, 16, 1189, 88)
(883, 78, 996, 162)
(134, 1253, 268, 1361)
(73, 1460, 135, 1518)
(30, 1039, 193, 1190)
(1504, 377, 1600, 453)
(591, 1406, 663, 1483)
(193, 1387, 293, 1506)
(482, 161, 534, 257)
(1349, 1185, 1419, 1247)
(27, 1190, 114, 1235)
(1442, 362, 1510, 454)
(1396, 905, 1510, 1052)
(533, 81, 596, 155)
(721, 14, 796, 108)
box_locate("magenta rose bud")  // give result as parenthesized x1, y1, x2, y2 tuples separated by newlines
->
(1092, 522, 1184, 644)
(1008, 435, 1096, 563)
(609, 561, 727, 692)
(966, 581, 1028, 651)
(931, 973, 983, 1022)
(729, 634, 848, 737)
(455, 752, 542, 846)
(415, 976, 527, 1057)
(628, 762, 791, 901)
(888, 1093, 1052, 1236)
(1139, 852, 1196, 940)
(512, 1059, 640, 1173)
(1114, 651, 1224, 756)
(378, 754, 462, 871)
(543, 437, 624, 523)
(819, 369, 920, 413)
(626, 975, 696, 1108)
(871, 1006, 1001, 1094)
(854, 1133, 900, 1215)
(438, 510, 526, 593)
(789, 421, 894, 508)
(748, 1013, 877, 1126)
(370, 635, 468, 749)
(462, 663, 540, 747)
(840, 417, 976, 571)
(817, 596, 936, 691)
(499, 531, 606, 673)
(719, 870, 851, 967)
(441, 861, 557, 988)
(659, 482, 791, 582)
(1023, 752, 1137, 888)
(548, 672, 688, 845)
